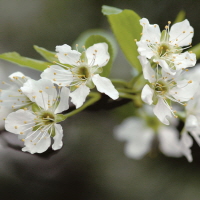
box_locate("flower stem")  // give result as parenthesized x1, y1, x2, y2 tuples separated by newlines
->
(129, 71, 143, 87)
(62, 92, 101, 119)
(111, 79, 129, 87)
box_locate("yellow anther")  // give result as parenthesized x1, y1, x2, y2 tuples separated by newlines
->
(20, 132, 24, 135)
(24, 121, 27, 124)
(165, 25, 168, 29)
(54, 72, 57, 75)
(188, 80, 192, 83)
(134, 39, 137, 42)
(21, 139, 25, 142)
(183, 31, 186, 33)
(54, 55, 58, 58)
(168, 21, 171, 24)
(24, 108, 28, 111)
(39, 90, 43, 93)
(14, 126, 18, 129)
(154, 25, 157, 27)
(45, 87, 49, 89)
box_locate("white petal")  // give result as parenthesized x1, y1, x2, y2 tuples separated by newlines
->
(21, 79, 57, 110)
(185, 115, 199, 131)
(86, 43, 110, 67)
(114, 117, 154, 159)
(22, 130, 51, 154)
(92, 74, 119, 100)
(41, 65, 73, 86)
(56, 44, 81, 65)
(153, 98, 172, 125)
(0, 106, 12, 129)
(137, 41, 154, 59)
(180, 130, 193, 162)
(138, 56, 156, 82)
(55, 87, 70, 114)
(174, 52, 196, 71)
(154, 59, 176, 75)
(139, 18, 161, 43)
(141, 84, 154, 105)
(158, 126, 182, 157)
(69, 85, 90, 108)
(9, 72, 30, 86)
(52, 124, 63, 150)
(169, 19, 194, 47)
(170, 80, 198, 102)
(5, 109, 35, 134)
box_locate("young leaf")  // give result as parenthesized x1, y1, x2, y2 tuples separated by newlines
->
(0, 52, 50, 71)
(34, 45, 57, 62)
(85, 35, 113, 77)
(102, 5, 142, 72)
(173, 10, 186, 24)
(72, 29, 118, 59)
(102, 5, 122, 15)
(190, 43, 200, 59)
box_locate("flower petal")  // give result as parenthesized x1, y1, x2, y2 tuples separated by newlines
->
(170, 79, 198, 102)
(141, 84, 154, 105)
(5, 109, 35, 134)
(22, 130, 51, 154)
(138, 56, 155, 83)
(92, 74, 119, 100)
(158, 126, 182, 157)
(21, 79, 57, 110)
(139, 18, 161, 44)
(114, 117, 154, 159)
(52, 124, 63, 150)
(153, 98, 172, 125)
(180, 130, 193, 162)
(56, 44, 81, 65)
(86, 43, 110, 67)
(69, 85, 90, 108)
(41, 65, 73, 86)
(55, 87, 70, 114)
(169, 19, 194, 47)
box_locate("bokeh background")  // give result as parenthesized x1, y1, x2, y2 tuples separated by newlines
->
(0, 0, 200, 199)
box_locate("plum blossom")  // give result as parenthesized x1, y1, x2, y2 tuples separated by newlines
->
(140, 56, 198, 125)
(114, 117, 182, 159)
(41, 43, 119, 108)
(5, 79, 69, 154)
(137, 18, 196, 74)
(0, 72, 34, 128)
(179, 66, 200, 162)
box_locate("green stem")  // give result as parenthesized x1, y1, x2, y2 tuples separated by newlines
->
(119, 92, 136, 100)
(62, 92, 101, 119)
(111, 79, 129, 87)
(129, 71, 143, 87)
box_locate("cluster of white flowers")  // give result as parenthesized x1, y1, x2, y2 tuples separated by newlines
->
(137, 18, 198, 125)
(0, 43, 119, 154)
(114, 19, 200, 162)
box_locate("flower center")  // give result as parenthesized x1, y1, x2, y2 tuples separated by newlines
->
(157, 43, 171, 57)
(39, 111, 55, 126)
(155, 80, 168, 95)
(76, 66, 90, 79)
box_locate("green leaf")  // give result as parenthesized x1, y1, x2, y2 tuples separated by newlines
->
(0, 52, 50, 71)
(34, 45, 57, 62)
(85, 35, 114, 77)
(102, 5, 142, 72)
(72, 29, 118, 59)
(173, 10, 186, 24)
(190, 43, 200, 59)
(102, 5, 122, 15)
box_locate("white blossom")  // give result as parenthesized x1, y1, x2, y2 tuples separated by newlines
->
(5, 79, 69, 154)
(114, 117, 182, 159)
(41, 43, 119, 108)
(140, 56, 198, 125)
(137, 18, 196, 74)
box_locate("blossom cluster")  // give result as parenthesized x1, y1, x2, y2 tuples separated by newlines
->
(0, 43, 119, 154)
(114, 18, 200, 162)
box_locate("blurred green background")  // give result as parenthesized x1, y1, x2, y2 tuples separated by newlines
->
(1, 0, 200, 199)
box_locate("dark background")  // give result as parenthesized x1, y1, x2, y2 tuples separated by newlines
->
(0, 0, 200, 199)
